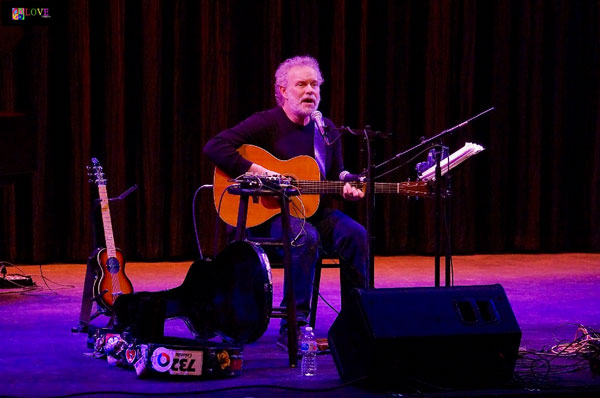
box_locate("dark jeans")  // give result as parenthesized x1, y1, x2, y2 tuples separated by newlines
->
(247, 209, 369, 331)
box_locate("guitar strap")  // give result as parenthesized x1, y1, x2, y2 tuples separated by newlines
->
(313, 122, 327, 178)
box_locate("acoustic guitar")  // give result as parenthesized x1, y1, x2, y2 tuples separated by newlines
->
(88, 158, 133, 309)
(213, 144, 431, 228)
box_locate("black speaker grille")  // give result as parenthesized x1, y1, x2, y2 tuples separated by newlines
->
(328, 284, 522, 390)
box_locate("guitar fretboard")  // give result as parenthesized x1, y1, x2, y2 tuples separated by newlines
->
(295, 181, 428, 196)
(98, 185, 117, 259)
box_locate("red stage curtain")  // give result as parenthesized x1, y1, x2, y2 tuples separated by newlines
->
(0, 0, 598, 262)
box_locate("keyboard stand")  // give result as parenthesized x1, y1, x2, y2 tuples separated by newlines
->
(227, 185, 299, 367)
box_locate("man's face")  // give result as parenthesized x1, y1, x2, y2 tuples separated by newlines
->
(280, 65, 321, 120)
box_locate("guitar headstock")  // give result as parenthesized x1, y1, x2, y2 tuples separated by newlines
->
(87, 157, 107, 186)
(401, 180, 433, 197)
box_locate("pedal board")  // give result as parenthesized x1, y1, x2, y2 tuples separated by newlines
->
(87, 327, 243, 379)
(0, 275, 34, 289)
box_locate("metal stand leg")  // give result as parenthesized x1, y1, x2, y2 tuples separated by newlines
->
(280, 196, 298, 367)
(72, 250, 110, 332)
(231, 189, 298, 367)
(308, 258, 322, 329)
(72, 253, 98, 332)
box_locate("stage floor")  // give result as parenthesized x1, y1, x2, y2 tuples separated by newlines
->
(1, 253, 600, 398)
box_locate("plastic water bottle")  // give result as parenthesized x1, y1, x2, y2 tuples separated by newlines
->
(300, 326, 317, 376)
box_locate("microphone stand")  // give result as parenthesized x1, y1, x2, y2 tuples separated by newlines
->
(332, 126, 388, 289)
(433, 147, 443, 287)
(445, 171, 453, 286)
(366, 129, 376, 288)
(374, 107, 494, 287)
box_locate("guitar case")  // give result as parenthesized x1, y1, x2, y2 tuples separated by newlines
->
(113, 240, 273, 344)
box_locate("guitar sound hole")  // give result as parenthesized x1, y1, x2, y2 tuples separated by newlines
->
(107, 257, 120, 274)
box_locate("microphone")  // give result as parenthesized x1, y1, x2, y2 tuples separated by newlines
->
(339, 170, 365, 182)
(311, 111, 330, 144)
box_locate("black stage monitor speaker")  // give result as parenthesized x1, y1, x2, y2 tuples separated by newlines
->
(328, 284, 521, 390)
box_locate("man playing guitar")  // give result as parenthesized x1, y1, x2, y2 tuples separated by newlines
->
(203, 55, 368, 349)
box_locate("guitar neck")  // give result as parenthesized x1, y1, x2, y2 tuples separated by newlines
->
(98, 185, 117, 257)
(295, 181, 428, 196)
(212, 145, 430, 228)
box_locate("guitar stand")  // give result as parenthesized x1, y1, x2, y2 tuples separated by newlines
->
(72, 184, 137, 333)
(226, 184, 300, 368)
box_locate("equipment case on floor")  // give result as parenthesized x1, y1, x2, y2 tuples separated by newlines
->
(87, 327, 243, 379)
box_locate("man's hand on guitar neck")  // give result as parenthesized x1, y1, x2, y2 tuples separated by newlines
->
(248, 163, 279, 177)
(249, 162, 363, 201)
(342, 183, 365, 201)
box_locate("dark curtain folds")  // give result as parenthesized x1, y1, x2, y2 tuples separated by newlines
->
(0, 0, 598, 263)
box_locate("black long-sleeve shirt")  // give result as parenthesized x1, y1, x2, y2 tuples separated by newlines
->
(203, 107, 344, 181)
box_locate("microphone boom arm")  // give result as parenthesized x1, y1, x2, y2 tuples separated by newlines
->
(375, 106, 494, 171)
